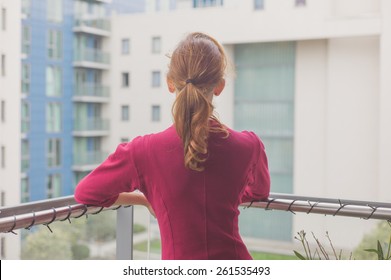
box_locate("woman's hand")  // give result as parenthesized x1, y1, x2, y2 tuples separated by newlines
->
(114, 192, 156, 218)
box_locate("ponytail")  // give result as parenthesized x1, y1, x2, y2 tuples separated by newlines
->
(168, 32, 229, 171)
(172, 83, 213, 171)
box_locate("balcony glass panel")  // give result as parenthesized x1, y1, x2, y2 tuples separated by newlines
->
(73, 150, 107, 166)
(74, 83, 110, 98)
(73, 118, 109, 132)
(74, 18, 110, 31)
(74, 49, 110, 64)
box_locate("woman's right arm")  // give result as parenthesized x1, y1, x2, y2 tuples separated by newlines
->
(74, 141, 141, 208)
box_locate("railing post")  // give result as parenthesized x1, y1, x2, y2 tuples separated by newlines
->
(116, 206, 134, 260)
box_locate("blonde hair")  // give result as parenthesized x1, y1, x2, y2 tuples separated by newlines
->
(168, 32, 229, 171)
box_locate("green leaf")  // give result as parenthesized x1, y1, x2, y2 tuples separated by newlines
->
(364, 249, 378, 253)
(294, 250, 307, 260)
(377, 241, 384, 260)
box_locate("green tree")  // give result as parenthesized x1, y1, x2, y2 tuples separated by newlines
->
(354, 221, 391, 260)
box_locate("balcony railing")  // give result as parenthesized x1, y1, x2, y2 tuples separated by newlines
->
(73, 150, 108, 167)
(73, 83, 110, 102)
(73, 49, 110, 69)
(1, 193, 390, 260)
(74, 18, 111, 32)
(73, 118, 110, 136)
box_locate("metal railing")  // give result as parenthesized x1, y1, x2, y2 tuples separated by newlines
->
(1, 193, 391, 259)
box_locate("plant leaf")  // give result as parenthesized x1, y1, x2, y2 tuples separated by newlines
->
(377, 241, 384, 260)
(294, 250, 307, 260)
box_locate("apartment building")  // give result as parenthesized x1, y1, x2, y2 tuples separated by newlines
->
(0, 0, 21, 260)
(20, 0, 144, 204)
(110, 0, 391, 250)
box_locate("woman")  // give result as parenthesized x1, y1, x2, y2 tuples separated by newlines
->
(74, 32, 270, 260)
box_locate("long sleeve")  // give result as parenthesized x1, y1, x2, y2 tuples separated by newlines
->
(74, 140, 141, 207)
(240, 133, 270, 203)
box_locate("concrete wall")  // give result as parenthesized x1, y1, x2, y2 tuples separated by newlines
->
(0, 0, 21, 260)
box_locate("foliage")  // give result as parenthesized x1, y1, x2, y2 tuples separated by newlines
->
(21, 226, 73, 260)
(71, 244, 90, 260)
(250, 251, 296, 260)
(293, 230, 351, 260)
(85, 210, 116, 242)
(354, 221, 391, 260)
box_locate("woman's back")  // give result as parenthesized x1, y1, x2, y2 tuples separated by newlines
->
(131, 125, 269, 259)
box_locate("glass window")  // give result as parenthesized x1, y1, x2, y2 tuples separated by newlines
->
(47, 174, 61, 199)
(193, 0, 224, 8)
(295, 0, 306, 7)
(21, 139, 29, 172)
(152, 36, 161, 54)
(47, 138, 61, 167)
(22, 26, 31, 55)
(1, 8, 6, 31)
(48, 30, 62, 59)
(1, 146, 5, 168)
(121, 137, 129, 143)
(21, 64, 30, 94)
(21, 101, 30, 133)
(121, 38, 130, 54)
(122, 72, 129, 87)
(121, 105, 129, 121)
(46, 66, 62, 96)
(47, 0, 63, 23)
(1, 54, 5, 76)
(254, 0, 264, 10)
(46, 102, 62, 132)
(1, 100, 5, 122)
(152, 105, 161, 122)
(152, 71, 161, 87)
(22, 0, 31, 17)
(21, 177, 30, 203)
(1, 191, 5, 207)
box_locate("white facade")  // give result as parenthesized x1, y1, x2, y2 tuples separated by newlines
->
(109, 0, 391, 251)
(0, 0, 21, 259)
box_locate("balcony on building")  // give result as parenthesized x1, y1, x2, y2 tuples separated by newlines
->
(73, 83, 110, 103)
(73, 18, 111, 37)
(72, 150, 108, 172)
(73, 48, 110, 70)
(73, 118, 110, 137)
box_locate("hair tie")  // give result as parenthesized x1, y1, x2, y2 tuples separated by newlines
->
(186, 79, 194, 85)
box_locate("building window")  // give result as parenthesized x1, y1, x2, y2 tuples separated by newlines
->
(1, 100, 5, 122)
(254, 0, 264, 10)
(295, 0, 306, 7)
(47, 138, 61, 168)
(0, 191, 4, 207)
(121, 137, 129, 143)
(21, 64, 30, 94)
(152, 105, 161, 122)
(48, 30, 62, 59)
(1, 237, 5, 259)
(1, 146, 5, 168)
(21, 139, 30, 172)
(47, 174, 61, 199)
(152, 71, 161, 87)
(22, 0, 31, 17)
(47, 0, 63, 23)
(152, 36, 161, 54)
(1, 8, 6, 31)
(121, 72, 130, 87)
(21, 177, 29, 203)
(1, 54, 5, 77)
(121, 105, 130, 121)
(193, 0, 224, 8)
(21, 101, 30, 133)
(46, 66, 62, 96)
(22, 26, 31, 55)
(121, 38, 130, 54)
(46, 102, 62, 132)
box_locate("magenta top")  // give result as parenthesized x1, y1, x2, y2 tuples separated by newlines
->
(74, 125, 270, 260)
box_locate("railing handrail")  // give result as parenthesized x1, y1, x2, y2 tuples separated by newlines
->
(1, 193, 390, 234)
